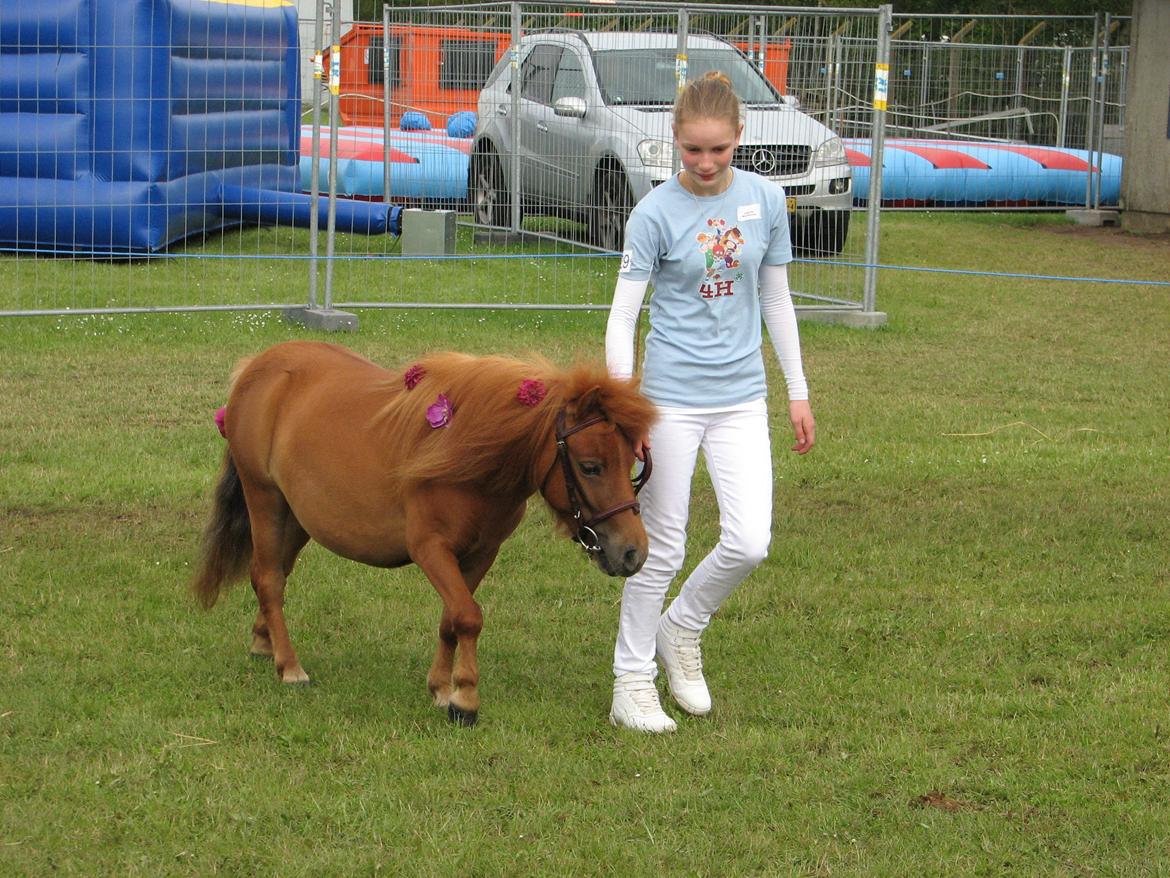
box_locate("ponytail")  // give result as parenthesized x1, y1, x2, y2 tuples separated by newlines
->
(673, 71, 741, 129)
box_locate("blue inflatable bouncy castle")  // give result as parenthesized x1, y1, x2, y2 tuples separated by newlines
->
(0, 0, 397, 255)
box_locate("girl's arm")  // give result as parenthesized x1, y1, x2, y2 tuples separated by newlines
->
(605, 275, 650, 380)
(760, 263, 815, 453)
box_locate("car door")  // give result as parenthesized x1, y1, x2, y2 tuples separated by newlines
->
(543, 46, 592, 211)
(516, 42, 563, 204)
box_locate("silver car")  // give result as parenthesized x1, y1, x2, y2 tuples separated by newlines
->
(470, 30, 853, 255)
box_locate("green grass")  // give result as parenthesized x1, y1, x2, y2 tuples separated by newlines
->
(0, 211, 866, 313)
(2, 213, 1169, 876)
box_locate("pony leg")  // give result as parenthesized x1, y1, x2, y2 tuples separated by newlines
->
(427, 609, 457, 710)
(426, 549, 498, 710)
(415, 545, 491, 725)
(247, 492, 311, 685)
(250, 606, 274, 657)
(250, 518, 309, 658)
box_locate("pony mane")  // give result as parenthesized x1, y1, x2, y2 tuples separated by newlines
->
(377, 353, 656, 496)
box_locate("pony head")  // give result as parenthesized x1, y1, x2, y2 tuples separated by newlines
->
(537, 365, 657, 577)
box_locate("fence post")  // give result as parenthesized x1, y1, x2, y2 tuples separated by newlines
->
(287, 0, 357, 331)
(383, 4, 392, 207)
(1083, 13, 1100, 208)
(863, 4, 892, 318)
(324, 0, 340, 310)
(307, 0, 325, 310)
(508, 0, 521, 234)
(1057, 45, 1071, 148)
(1093, 14, 1113, 209)
(1013, 46, 1025, 142)
(672, 8, 689, 177)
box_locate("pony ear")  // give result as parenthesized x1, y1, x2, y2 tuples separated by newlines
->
(572, 385, 603, 419)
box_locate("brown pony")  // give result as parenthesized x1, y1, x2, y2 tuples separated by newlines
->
(192, 340, 656, 725)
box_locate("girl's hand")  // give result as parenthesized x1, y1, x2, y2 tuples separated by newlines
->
(789, 400, 815, 455)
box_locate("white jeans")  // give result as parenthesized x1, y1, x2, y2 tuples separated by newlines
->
(613, 398, 773, 678)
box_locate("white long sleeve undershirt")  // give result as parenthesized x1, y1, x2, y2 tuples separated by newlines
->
(758, 262, 808, 401)
(605, 275, 647, 381)
(605, 263, 808, 401)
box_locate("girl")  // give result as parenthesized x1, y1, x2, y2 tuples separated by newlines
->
(605, 71, 815, 732)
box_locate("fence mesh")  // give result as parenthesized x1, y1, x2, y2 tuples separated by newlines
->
(0, 3, 1128, 318)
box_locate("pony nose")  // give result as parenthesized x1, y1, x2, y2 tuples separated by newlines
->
(621, 544, 646, 575)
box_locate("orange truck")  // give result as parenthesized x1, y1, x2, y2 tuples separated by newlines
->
(331, 23, 790, 131)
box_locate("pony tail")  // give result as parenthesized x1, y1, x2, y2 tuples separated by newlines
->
(191, 449, 253, 609)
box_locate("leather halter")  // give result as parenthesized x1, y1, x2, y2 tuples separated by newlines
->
(554, 410, 652, 553)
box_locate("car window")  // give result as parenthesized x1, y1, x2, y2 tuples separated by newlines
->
(594, 47, 778, 106)
(520, 43, 563, 106)
(550, 49, 587, 104)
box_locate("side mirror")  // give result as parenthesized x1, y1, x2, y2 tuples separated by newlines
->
(553, 96, 587, 118)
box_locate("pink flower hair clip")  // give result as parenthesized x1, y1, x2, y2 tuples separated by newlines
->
(516, 379, 546, 407)
(404, 363, 426, 390)
(426, 394, 452, 428)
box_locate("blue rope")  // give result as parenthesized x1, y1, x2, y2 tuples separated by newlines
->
(806, 258, 1170, 287)
(4, 245, 1166, 288)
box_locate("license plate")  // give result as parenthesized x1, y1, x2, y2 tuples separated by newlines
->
(786, 195, 797, 213)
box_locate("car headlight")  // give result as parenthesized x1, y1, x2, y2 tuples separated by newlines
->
(813, 136, 847, 168)
(637, 139, 674, 169)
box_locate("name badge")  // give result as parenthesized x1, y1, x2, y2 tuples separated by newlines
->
(738, 203, 762, 221)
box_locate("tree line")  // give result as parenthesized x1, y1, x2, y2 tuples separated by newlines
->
(358, 0, 1130, 18)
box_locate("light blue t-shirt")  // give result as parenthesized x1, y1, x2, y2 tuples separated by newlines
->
(618, 170, 793, 407)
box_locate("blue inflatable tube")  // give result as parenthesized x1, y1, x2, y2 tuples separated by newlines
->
(298, 125, 471, 200)
(220, 185, 402, 236)
(844, 139, 1121, 207)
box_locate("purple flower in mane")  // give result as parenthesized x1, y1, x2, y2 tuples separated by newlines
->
(404, 363, 426, 390)
(516, 379, 546, 407)
(426, 394, 452, 429)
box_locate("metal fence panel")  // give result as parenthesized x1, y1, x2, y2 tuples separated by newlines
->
(876, 13, 1130, 211)
(0, 3, 1127, 319)
(419, 2, 888, 315)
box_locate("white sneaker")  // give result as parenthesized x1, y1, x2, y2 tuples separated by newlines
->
(609, 672, 677, 733)
(656, 617, 712, 716)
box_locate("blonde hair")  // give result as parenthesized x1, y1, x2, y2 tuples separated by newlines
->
(673, 70, 740, 129)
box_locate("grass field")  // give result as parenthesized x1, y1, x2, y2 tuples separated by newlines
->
(2, 213, 1169, 876)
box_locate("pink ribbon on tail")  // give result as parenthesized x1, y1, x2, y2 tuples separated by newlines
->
(214, 406, 227, 438)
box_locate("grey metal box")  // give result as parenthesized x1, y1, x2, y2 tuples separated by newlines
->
(401, 209, 456, 256)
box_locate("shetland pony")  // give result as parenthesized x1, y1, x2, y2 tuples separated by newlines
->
(192, 341, 656, 725)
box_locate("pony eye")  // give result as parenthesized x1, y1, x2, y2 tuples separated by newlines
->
(578, 461, 602, 477)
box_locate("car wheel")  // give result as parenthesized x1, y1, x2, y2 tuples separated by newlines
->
(792, 209, 850, 257)
(470, 145, 511, 227)
(591, 168, 632, 252)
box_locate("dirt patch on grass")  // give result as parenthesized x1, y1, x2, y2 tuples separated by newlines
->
(1046, 222, 1170, 250)
(912, 790, 977, 812)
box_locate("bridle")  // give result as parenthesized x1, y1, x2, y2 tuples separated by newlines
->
(554, 410, 652, 553)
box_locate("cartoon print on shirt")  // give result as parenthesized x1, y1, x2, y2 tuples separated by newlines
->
(720, 227, 744, 270)
(695, 217, 746, 298)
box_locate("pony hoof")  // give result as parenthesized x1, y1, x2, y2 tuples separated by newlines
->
(447, 705, 478, 727)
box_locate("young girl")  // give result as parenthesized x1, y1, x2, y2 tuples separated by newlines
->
(605, 71, 815, 732)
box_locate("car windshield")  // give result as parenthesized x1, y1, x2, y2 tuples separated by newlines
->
(593, 47, 779, 107)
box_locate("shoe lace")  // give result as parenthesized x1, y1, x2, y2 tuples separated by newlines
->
(668, 630, 703, 679)
(624, 677, 664, 713)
